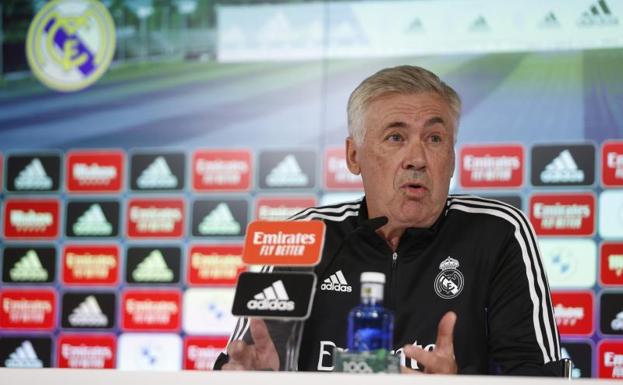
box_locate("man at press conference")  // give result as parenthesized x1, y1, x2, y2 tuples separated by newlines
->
(214, 65, 567, 375)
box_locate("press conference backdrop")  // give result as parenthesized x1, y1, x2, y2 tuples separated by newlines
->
(0, 0, 622, 379)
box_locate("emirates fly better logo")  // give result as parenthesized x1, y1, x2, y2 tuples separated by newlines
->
(187, 245, 245, 285)
(324, 148, 363, 190)
(599, 341, 623, 378)
(126, 198, 185, 238)
(243, 220, 325, 265)
(121, 290, 181, 331)
(0, 289, 56, 330)
(57, 334, 115, 369)
(602, 141, 623, 186)
(62, 245, 119, 285)
(192, 149, 252, 191)
(255, 197, 316, 221)
(529, 194, 595, 236)
(184, 337, 228, 370)
(459, 145, 524, 188)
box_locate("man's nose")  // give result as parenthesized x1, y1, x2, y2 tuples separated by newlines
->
(402, 140, 427, 170)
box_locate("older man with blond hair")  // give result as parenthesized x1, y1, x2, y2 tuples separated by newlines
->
(215, 65, 564, 376)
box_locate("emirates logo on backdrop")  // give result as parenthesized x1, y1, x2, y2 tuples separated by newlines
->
(529, 194, 595, 236)
(459, 144, 524, 188)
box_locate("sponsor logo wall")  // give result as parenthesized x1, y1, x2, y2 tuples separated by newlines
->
(0, 142, 621, 374)
(2, 0, 622, 377)
(456, 141, 623, 379)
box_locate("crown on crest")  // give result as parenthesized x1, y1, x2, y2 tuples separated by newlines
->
(439, 257, 459, 271)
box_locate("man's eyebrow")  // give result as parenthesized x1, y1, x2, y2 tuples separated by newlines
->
(385, 117, 446, 129)
(424, 116, 446, 127)
(386, 121, 408, 129)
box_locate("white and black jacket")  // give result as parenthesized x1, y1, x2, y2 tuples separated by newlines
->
(215, 195, 563, 375)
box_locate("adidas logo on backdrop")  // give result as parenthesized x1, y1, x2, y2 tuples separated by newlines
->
(10, 250, 48, 282)
(540, 150, 585, 183)
(321, 270, 352, 293)
(198, 203, 241, 235)
(137, 156, 178, 189)
(4, 341, 43, 368)
(577, 0, 618, 26)
(132, 250, 174, 282)
(14, 158, 52, 190)
(73, 204, 113, 236)
(266, 155, 309, 187)
(68, 295, 108, 327)
(539, 11, 560, 28)
(246, 280, 295, 311)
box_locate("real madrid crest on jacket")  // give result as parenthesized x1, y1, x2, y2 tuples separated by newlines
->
(217, 195, 562, 375)
(435, 257, 464, 299)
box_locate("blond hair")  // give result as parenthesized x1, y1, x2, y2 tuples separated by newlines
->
(347, 65, 461, 144)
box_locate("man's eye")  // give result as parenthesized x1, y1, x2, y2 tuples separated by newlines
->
(386, 134, 403, 142)
(429, 134, 442, 143)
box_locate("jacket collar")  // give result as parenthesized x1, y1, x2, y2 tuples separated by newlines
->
(356, 196, 448, 255)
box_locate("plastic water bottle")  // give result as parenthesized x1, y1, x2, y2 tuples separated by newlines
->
(347, 272, 394, 352)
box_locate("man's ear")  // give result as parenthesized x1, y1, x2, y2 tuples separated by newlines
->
(345, 137, 361, 175)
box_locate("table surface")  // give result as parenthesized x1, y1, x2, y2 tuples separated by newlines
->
(0, 368, 621, 385)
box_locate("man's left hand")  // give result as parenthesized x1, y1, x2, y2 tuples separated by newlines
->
(401, 311, 458, 374)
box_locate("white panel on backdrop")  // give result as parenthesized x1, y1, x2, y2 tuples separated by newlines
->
(117, 333, 182, 371)
(599, 190, 623, 239)
(183, 288, 237, 335)
(539, 239, 596, 288)
(218, 0, 623, 61)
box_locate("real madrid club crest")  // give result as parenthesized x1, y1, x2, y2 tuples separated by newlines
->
(26, 0, 116, 92)
(434, 257, 464, 300)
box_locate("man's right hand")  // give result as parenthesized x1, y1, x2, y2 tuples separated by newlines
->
(222, 318, 280, 371)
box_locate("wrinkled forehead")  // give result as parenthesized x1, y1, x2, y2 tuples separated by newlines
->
(364, 92, 454, 128)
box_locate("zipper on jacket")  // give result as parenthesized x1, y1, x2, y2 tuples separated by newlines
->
(389, 252, 398, 308)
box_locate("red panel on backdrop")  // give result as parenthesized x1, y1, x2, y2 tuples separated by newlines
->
(62, 244, 120, 286)
(187, 245, 245, 286)
(601, 243, 623, 286)
(183, 336, 228, 370)
(57, 334, 116, 369)
(126, 198, 185, 238)
(529, 193, 595, 236)
(254, 196, 317, 221)
(192, 149, 252, 191)
(459, 144, 524, 188)
(121, 290, 181, 331)
(0, 289, 56, 330)
(66, 150, 124, 193)
(602, 141, 623, 187)
(551, 291, 594, 336)
(3, 199, 60, 239)
(324, 147, 363, 190)
(598, 340, 623, 378)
